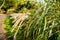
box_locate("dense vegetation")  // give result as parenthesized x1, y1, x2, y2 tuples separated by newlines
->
(0, 0, 60, 40)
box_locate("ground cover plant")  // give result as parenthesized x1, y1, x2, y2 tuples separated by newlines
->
(0, 0, 60, 40)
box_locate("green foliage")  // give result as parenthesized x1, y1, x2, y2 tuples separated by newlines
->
(4, 0, 60, 40)
(5, 16, 14, 40)
(0, 0, 41, 13)
(0, 0, 3, 6)
(2, 0, 15, 11)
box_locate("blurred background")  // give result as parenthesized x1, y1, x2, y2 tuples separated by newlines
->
(0, 0, 60, 40)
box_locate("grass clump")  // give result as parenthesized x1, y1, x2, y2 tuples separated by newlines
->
(4, 0, 60, 40)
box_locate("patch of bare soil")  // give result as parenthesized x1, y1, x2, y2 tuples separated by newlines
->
(0, 14, 7, 40)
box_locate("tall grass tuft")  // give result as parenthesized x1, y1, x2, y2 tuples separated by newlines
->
(5, 1, 60, 40)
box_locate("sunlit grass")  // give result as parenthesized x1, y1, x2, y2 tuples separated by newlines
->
(4, 1, 60, 40)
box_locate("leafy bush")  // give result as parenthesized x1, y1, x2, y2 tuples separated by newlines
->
(0, 0, 41, 13)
